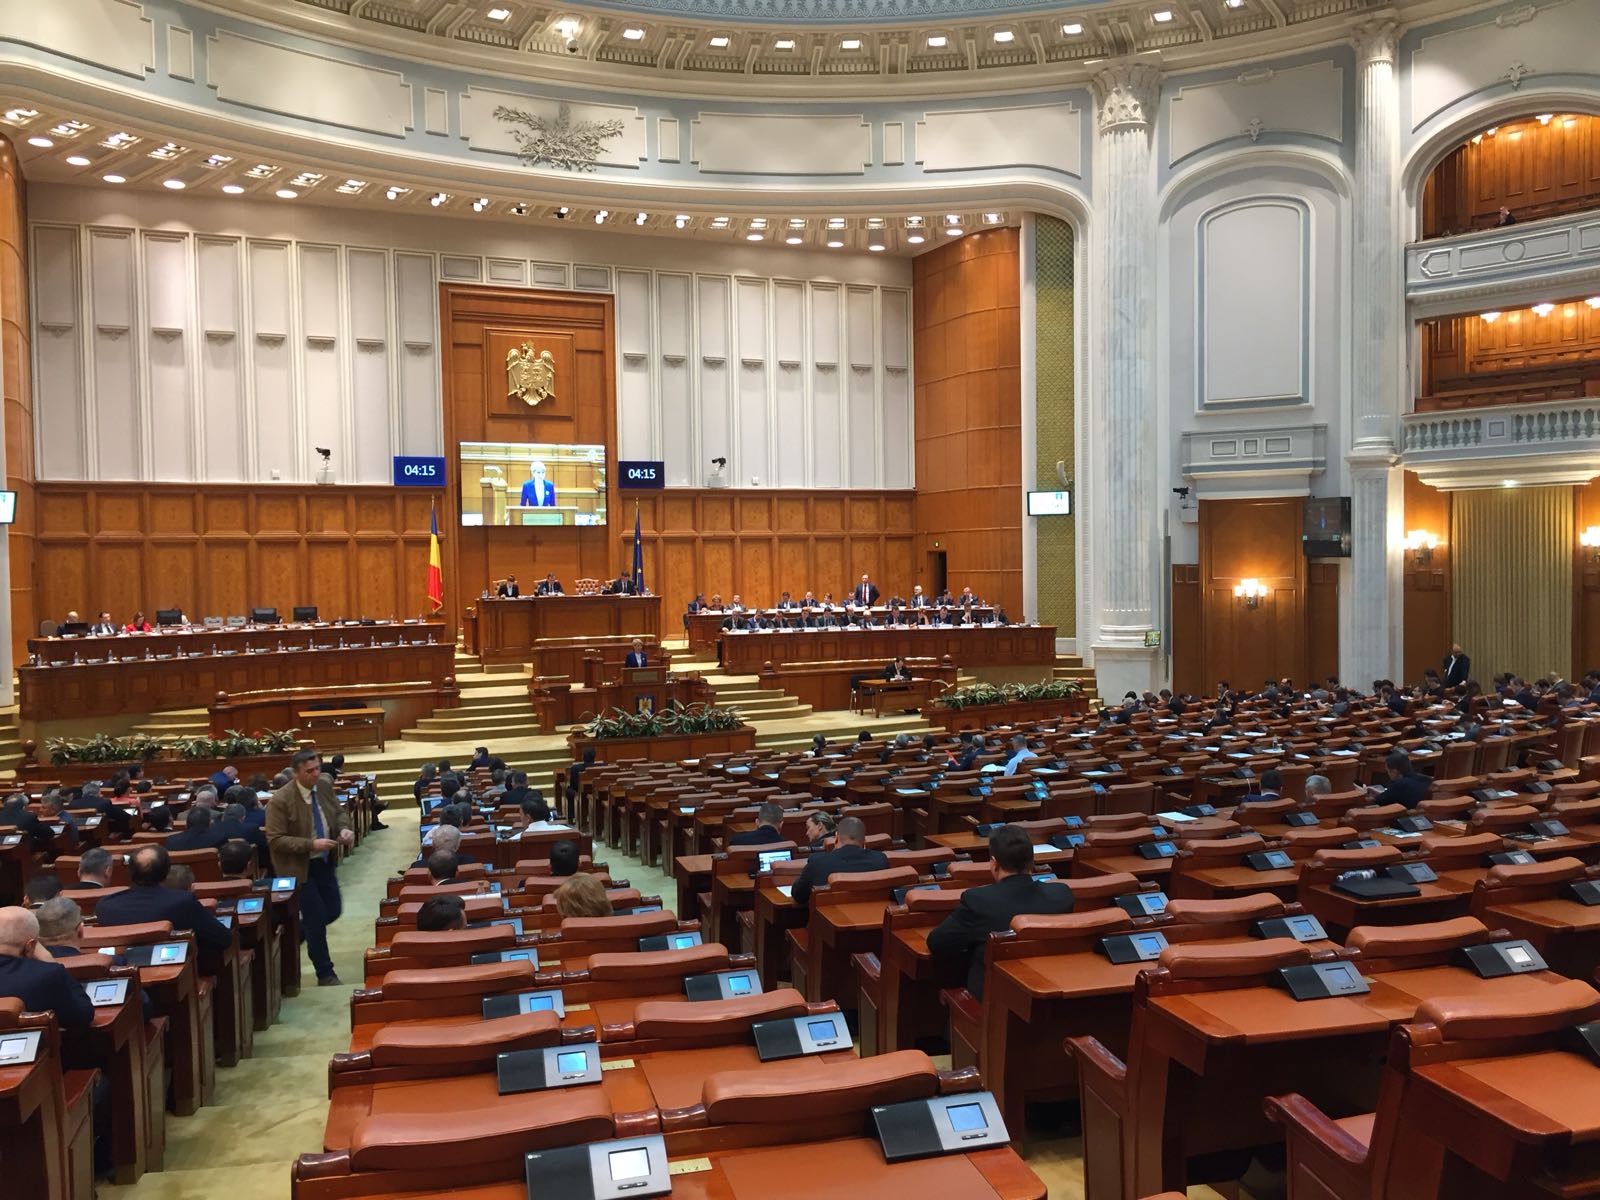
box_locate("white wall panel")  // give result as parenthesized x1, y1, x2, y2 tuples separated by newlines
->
(248, 240, 297, 480)
(197, 236, 245, 482)
(810, 284, 843, 488)
(881, 289, 912, 488)
(297, 244, 344, 479)
(348, 248, 394, 484)
(88, 228, 139, 480)
(31, 224, 86, 480)
(1198, 199, 1308, 408)
(657, 273, 694, 486)
(142, 232, 193, 480)
(773, 281, 807, 488)
(459, 88, 646, 166)
(696, 275, 733, 477)
(615, 268, 655, 462)
(735, 278, 770, 486)
(917, 103, 1082, 176)
(690, 113, 871, 175)
(207, 30, 413, 137)
(846, 286, 877, 487)
(1168, 62, 1344, 164)
(0, 0, 152, 79)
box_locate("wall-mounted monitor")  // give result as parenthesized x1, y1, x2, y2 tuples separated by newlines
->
(1303, 496, 1351, 558)
(0, 490, 15, 525)
(1027, 490, 1073, 516)
(459, 442, 607, 528)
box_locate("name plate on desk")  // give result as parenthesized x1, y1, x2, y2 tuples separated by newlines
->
(85, 977, 130, 1007)
(1114, 891, 1167, 917)
(1456, 940, 1547, 978)
(497, 1043, 602, 1095)
(483, 989, 566, 1019)
(1283, 811, 1320, 828)
(1564, 880, 1600, 906)
(1135, 840, 1178, 860)
(1277, 961, 1369, 1000)
(126, 942, 187, 967)
(0, 1029, 42, 1065)
(873, 1091, 1011, 1163)
(526, 1135, 671, 1200)
(638, 932, 701, 953)
(684, 969, 760, 1002)
(471, 948, 539, 966)
(1487, 851, 1536, 866)
(1255, 915, 1327, 943)
(752, 1012, 850, 1061)
(1098, 930, 1169, 964)
(1245, 850, 1293, 871)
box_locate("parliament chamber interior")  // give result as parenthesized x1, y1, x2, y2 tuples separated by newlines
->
(6, 1, 1600, 1198)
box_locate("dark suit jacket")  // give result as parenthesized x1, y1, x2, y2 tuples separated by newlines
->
(94, 884, 233, 951)
(167, 825, 228, 852)
(791, 843, 889, 907)
(926, 874, 1076, 997)
(0, 953, 96, 1029)
(728, 824, 786, 847)
(1443, 653, 1471, 688)
(536, 580, 564, 596)
(0, 806, 51, 850)
(213, 818, 271, 863)
(1378, 772, 1431, 808)
(624, 651, 648, 668)
(885, 663, 912, 681)
(852, 583, 880, 606)
(497, 582, 521, 597)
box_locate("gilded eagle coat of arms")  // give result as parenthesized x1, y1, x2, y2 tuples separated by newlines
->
(507, 345, 556, 406)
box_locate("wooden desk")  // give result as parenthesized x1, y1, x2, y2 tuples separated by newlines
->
(686, 606, 999, 651)
(720, 625, 1057, 676)
(468, 596, 662, 664)
(20, 621, 452, 722)
(861, 678, 944, 716)
(296, 706, 385, 751)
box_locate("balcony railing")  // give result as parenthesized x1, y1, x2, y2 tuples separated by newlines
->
(1405, 210, 1600, 319)
(1400, 398, 1600, 487)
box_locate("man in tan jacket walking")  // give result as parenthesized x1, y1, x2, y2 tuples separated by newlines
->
(265, 749, 352, 986)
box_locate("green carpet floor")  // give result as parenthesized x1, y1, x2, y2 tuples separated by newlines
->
(94, 808, 1231, 1200)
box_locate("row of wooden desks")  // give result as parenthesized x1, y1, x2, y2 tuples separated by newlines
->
(684, 604, 1000, 650)
(464, 595, 662, 663)
(718, 625, 1058, 674)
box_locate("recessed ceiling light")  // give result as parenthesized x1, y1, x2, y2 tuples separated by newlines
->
(65, 155, 90, 167)
(336, 179, 367, 194)
(26, 136, 52, 148)
(674, 214, 689, 228)
(868, 243, 886, 252)
(983, 212, 1002, 223)
(709, 35, 730, 47)
(275, 188, 298, 199)
(222, 184, 244, 194)
(992, 29, 1015, 42)
(841, 37, 862, 49)
(747, 232, 764, 241)
(3, 107, 38, 122)
(1152, 8, 1174, 20)
(926, 34, 947, 47)
(487, 6, 511, 19)
(163, 179, 186, 190)
(102, 132, 138, 149)
(944, 214, 962, 224)
(622, 26, 645, 39)
(202, 153, 233, 168)
(774, 38, 795, 49)
(1062, 22, 1084, 33)
(595, 209, 609, 223)
(907, 234, 926, 244)
(635, 212, 648, 225)
(102, 174, 125, 184)
(826, 239, 844, 248)
(1532, 302, 1555, 316)
(1225, 0, 1244, 7)
(945, 227, 964, 236)
(785, 235, 802, 245)
(431, 192, 448, 207)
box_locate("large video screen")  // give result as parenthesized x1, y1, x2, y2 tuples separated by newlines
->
(459, 442, 608, 527)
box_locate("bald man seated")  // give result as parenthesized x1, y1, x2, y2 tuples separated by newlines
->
(0, 905, 95, 1029)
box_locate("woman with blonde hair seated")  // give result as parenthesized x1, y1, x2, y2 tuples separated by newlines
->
(553, 872, 612, 918)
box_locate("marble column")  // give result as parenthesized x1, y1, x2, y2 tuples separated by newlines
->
(1088, 60, 1163, 699)
(1345, 17, 1405, 687)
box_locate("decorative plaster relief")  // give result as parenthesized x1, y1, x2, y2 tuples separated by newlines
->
(1168, 60, 1345, 164)
(207, 30, 413, 138)
(460, 88, 646, 165)
(1180, 424, 1328, 495)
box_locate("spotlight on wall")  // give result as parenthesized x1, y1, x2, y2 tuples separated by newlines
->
(1232, 578, 1268, 610)
(1582, 526, 1600, 561)
(1404, 529, 1440, 566)
(1480, 311, 1501, 323)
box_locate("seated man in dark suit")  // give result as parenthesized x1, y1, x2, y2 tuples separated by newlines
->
(885, 656, 912, 682)
(926, 825, 1074, 998)
(215, 797, 271, 867)
(729, 802, 787, 847)
(548, 838, 580, 878)
(416, 894, 467, 932)
(0, 792, 52, 852)
(95, 845, 232, 952)
(167, 804, 228, 852)
(1373, 748, 1430, 807)
(1239, 767, 1284, 805)
(427, 850, 461, 883)
(624, 639, 650, 668)
(0, 905, 95, 1030)
(217, 839, 257, 881)
(73, 846, 114, 890)
(790, 816, 888, 907)
(536, 573, 565, 596)
(603, 571, 637, 595)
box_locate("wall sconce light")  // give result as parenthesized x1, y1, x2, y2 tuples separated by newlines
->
(1404, 529, 1440, 565)
(1233, 578, 1268, 609)
(1581, 526, 1600, 561)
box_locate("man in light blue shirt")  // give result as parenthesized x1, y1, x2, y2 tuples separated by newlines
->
(1002, 734, 1038, 777)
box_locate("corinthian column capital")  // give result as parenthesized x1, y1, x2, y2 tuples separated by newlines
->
(1091, 60, 1162, 134)
(1350, 15, 1399, 66)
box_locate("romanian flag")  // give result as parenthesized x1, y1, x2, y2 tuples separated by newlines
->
(426, 505, 444, 613)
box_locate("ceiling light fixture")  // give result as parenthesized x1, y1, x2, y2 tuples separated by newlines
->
(511, 202, 527, 215)
(983, 212, 1002, 223)
(1062, 21, 1084, 33)
(635, 212, 648, 225)
(840, 37, 862, 49)
(1153, 9, 1174, 20)
(26, 135, 54, 148)
(3, 107, 38, 122)
(1225, 0, 1244, 8)
(1480, 311, 1501, 323)
(622, 26, 645, 39)
(709, 34, 730, 47)
(907, 234, 926, 244)
(785, 235, 802, 245)
(65, 155, 91, 167)
(827, 217, 846, 229)
(555, 205, 569, 218)
(944, 214, 962, 224)
(595, 209, 609, 223)
(290, 172, 323, 187)
(202, 154, 234, 168)
(335, 179, 367, 194)
(868, 243, 886, 252)
(992, 29, 1015, 42)
(926, 34, 948, 47)
(827, 239, 844, 248)
(245, 163, 276, 178)
(945, 227, 964, 236)
(472, 197, 489, 212)
(905, 215, 924, 227)
(148, 141, 184, 160)
(747, 232, 764, 241)
(674, 214, 689, 228)
(102, 132, 138, 149)
(222, 184, 244, 194)
(487, 6, 511, 19)
(163, 178, 186, 190)
(774, 38, 795, 49)
(276, 188, 298, 199)
(1533, 302, 1555, 316)
(1537, 114, 1553, 124)
(711, 216, 730, 228)
(430, 192, 448, 207)
(788, 218, 807, 228)
(1587, 297, 1600, 309)
(102, 173, 125, 184)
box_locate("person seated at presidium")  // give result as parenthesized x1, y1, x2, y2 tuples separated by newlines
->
(926, 825, 1075, 998)
(497, 575, 521, 597)
(604, 570, 638, 595)
(520, 460, 556, 507)
(790, 816, 887, 907)
(536, 572, 564, 596)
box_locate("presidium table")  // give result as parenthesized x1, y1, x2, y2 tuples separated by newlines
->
(464, 595, 662, 664)
(720, 624, 1057, 675)
(19, 620, 454, 724)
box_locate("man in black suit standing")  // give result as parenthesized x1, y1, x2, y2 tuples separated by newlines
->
(1443, 644, 1471, 689)
(926, 825, 1074, 997)
(625, 639, 650, 668)
(790, 816, 887, 907)
(852, 574, 880, 607)
(497, 576, 521, 597)
(96, 845, 232, 952)
(728, 802, 787, 847)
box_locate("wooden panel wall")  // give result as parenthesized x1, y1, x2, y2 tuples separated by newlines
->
(31, 484, 439, 627)
(1, 136, 34, 666)
(1402, 471, 1453, 684)
(619, 490, 916, 619)
(1171, 499, 1321, 695)
(440, 285, 617, 620)
(912, 229, 1023, 617)
(1425, 302, 1600, 390)
(1423, 112, 1600, 236)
